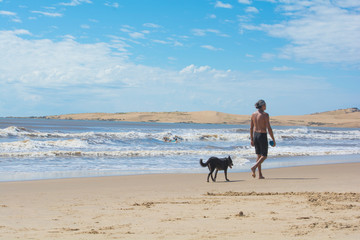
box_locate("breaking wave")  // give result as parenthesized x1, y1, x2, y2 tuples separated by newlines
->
(1, 126, 359, 142)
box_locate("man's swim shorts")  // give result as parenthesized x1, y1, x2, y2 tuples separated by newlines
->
(254, 132, 268, 157)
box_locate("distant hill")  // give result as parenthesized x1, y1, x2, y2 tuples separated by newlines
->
(311, 108, 360, 115)
(272, 108, 360, 128)
(45, 108, 360, 128)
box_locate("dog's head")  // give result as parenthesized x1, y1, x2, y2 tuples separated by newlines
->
(227, 156, 233, 168)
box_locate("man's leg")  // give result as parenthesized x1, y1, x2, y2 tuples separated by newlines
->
(251, 154, 262, 178)
(256, 133, 268, 179)
(251, 155, 267, 178)
(258, 156, 267, 179)
(258, 162, 265, 179)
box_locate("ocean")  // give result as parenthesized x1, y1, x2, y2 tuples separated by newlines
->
(0, 118, 359, 181)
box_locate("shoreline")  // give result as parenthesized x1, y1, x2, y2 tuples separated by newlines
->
(1, 161, 359, 185)
(1, 163, 359, 239)
(1, 154, 359, 183)
(1, 162, 359, 187)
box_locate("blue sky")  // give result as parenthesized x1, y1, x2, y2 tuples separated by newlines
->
(0, 0, 359, 117)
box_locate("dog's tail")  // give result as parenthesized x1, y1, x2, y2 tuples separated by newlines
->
(200, 159, 208, 167)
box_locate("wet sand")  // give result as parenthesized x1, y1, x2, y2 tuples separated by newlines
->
(0, 162, 359, 239)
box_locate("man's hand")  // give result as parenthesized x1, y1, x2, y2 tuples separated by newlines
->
(251, 140, 254, 147)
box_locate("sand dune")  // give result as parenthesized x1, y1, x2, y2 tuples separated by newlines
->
(45, 108, 360, 128)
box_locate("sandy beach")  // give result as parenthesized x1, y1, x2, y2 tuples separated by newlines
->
(44, 108, 360, 128)
(1, 162, 359, 240)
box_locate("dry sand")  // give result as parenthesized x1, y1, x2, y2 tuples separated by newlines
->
(45, 108, 360, 128)
(1, 163, 359, 240)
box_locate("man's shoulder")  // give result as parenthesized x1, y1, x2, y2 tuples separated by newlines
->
(253, 111, 268, 115)
(263, 112, 270, 119)
(251, 112, 259, 119)
(252, 111, 270, 118)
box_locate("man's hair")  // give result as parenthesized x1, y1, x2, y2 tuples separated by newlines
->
(255, 99, 266, 109)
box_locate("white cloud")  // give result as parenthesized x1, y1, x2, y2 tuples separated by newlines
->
(331, 0, 360, 8)
(120, 25, 150, 40)
(31, 11, 63, 17)
(0, 10, 17, 16)
(262, 53, 275, 60)
(180, 64, 211, 74)
(120, 28, 131, 33)
(201, 45, 224, 51)
(192, 29, 207, 36)
(261, 0, 276, 3)
(246, 6, 259, 13)
(241, 24, 262, 31)
(105, 2, 119, 8)
(108, 38, 130, 52)
(215, 1, 233, 9)
(12, 18, 22, 23)
(192, 29, 229, 37)
(62, 34, 76, 40)
(173, 40, 183, 47)
(272, 66, 295, 71)
(129, 32, 145, 39)
(244, 1, 360, 66)
(122, 25, 134, 30)
(81, 24, 90, 29)
(0, 10, 21, 22)
(153, 39, 168, 44)
(3, 29, 31, 35)
(238, 0, 251, 4)
(0, 30, 128, 87)
(143, 23, 162, 28)
(60, 0, 92, 6)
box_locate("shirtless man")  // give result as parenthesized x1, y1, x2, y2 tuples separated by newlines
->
(250, 99, 276, 179)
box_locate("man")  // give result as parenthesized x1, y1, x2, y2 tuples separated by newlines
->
(250, 99, 276, 179)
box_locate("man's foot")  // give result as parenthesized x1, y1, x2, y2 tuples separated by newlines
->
(259, 175, 265, 179)
(251, 167, 256, 178)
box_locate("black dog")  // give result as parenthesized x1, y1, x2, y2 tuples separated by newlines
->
(200, 156, 233, 182)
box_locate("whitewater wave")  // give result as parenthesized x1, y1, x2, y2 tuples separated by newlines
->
(1, 126, 359, 142)
(275, 128, 360, 140)
(1, 147, 359, 159)
(0, 138, 89, 152)
(0, 149, 243, 158)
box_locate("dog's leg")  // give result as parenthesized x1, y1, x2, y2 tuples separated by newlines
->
(207, 168, 214, 182)
(206, 164, 212, 182)
(214, 169, 218, 182)
(224, 169, 230, 181)
(209, 168, 216, 182)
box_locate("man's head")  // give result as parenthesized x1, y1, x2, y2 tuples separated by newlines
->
(255, 99, 266, 110)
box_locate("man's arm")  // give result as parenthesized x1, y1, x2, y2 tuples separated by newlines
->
(266, 114, 276, 147)
(250, 114, 254, 146)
